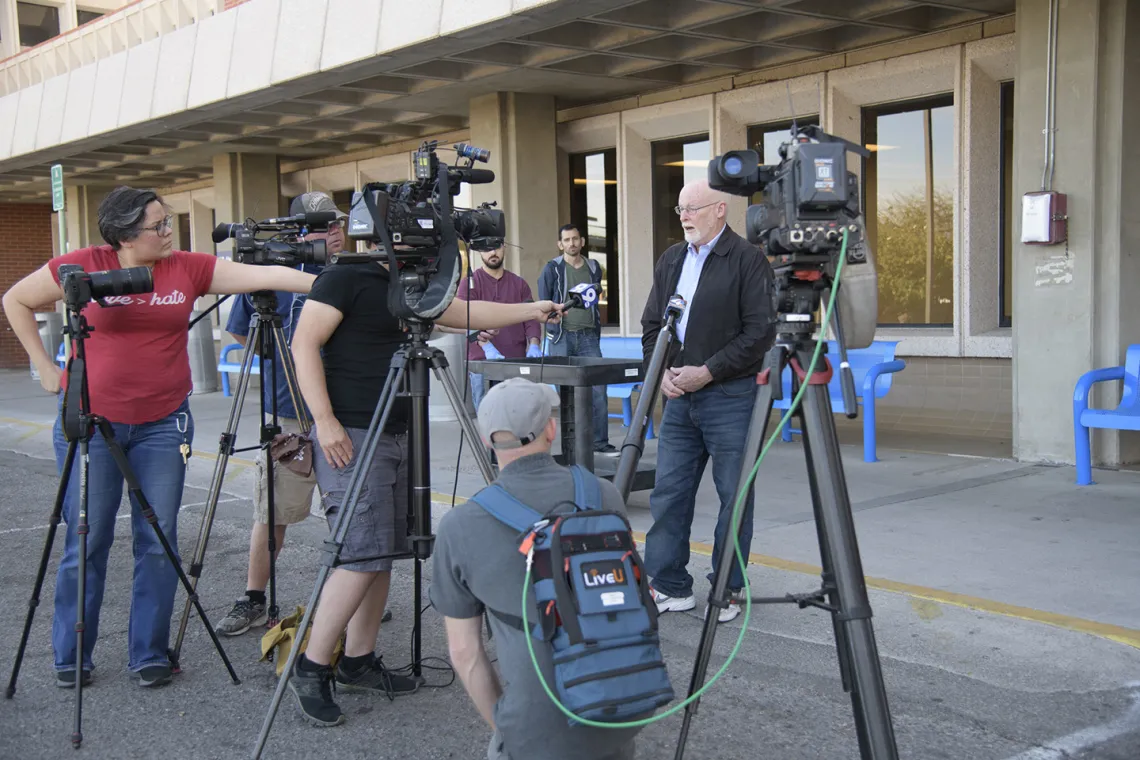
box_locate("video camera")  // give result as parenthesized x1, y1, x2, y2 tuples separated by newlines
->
(210, 212, 334, 267)
(57, 263, 153, 311)
(341, 140, 505, 321)
(708, 123, 878, 349)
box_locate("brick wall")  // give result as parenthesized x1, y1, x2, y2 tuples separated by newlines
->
(0, 204, 55, 369)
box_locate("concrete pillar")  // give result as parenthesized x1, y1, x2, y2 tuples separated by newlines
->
(63, 185, 109, 251)
(189, 198, 219, 393)
(1012, 0, 1140, 466)
(212, 153, 281, 255)
(468, 93, 560, 291)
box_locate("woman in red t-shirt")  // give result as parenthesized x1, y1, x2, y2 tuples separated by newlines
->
(1, 186, 316, 688)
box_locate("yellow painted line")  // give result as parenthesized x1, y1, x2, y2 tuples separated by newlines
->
(664, 533, 1140, 651)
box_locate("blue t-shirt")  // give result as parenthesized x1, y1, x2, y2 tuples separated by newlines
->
(224, 265, 321, 420)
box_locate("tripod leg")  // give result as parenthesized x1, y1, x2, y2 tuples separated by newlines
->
(260, 321, 281, 628)
(429, 354, 495, 484)
(272, 326, 311, 434)
(252, 359, 408, 760)
(797, 368, 898, 760)
(797, 398, 854, 695)
(71, 432, 90, 748)
(673, 346, 783, 760)
(7, 437, 76, 700)
(92, 419, 241, 685)
(171, 325, 261, 663)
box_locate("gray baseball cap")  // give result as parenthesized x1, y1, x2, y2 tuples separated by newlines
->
(290, 190, 348, 220)
(478, 377, 560, 450)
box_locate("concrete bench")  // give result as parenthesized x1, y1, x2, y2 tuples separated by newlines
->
(1072, 344, 1140, 485)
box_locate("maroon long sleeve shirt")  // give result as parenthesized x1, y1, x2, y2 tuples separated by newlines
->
(456, 268, 541, 361)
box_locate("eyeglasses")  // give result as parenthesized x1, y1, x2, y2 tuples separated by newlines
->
(674, 202, 717, 216)
(141, 215, 173, 235)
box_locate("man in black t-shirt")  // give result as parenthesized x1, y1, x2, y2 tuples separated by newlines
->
(289, 254, 565, 727)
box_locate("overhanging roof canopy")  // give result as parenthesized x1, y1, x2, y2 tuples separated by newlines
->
(0, 0, 1014, 201)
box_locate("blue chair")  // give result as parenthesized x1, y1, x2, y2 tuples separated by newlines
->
(1072, 345, 1140, 485)
(773, 340, 906, 463)
(218, 342, 259, 397)
(56, 342, 67, 368)
(600, 336, 655, 440)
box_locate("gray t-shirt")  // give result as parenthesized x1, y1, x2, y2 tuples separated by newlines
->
(429, 453, 642, 760)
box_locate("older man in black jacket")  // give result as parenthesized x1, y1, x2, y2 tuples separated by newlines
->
(640, 179, 777, 623)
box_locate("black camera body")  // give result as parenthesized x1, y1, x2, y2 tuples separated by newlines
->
(343, 141, 504, 321)
(57, 263, 154, 310)
(211, 213, 332, 268)
(709, 124, 878, 349)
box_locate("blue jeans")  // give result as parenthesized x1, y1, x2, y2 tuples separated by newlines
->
(547, 329, 609, 446)
(469, 372, 486, 410)
(643, 375, 757, 598)
(50, 397, 194, 673)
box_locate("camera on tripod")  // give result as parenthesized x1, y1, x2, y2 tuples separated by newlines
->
(57, 263, 154, 310)
(708, 123, 878, 350)
(341, 140, 505, 320)
(210, 212, 334, 268)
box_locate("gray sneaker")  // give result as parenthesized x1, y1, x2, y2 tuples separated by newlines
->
(214, 595, 267, 636)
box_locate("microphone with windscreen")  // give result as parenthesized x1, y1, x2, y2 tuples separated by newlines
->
(565, 282, 600, 310)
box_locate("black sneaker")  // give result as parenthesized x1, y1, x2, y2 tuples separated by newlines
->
(137, 665, 172, 688)
(55, 669, 92, 688)
(335, 654, 420, 699)
(593, 443, 619, 455)
(290, 660, 344, 727)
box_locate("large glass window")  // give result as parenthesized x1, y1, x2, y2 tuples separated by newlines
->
(746, 116, 821, 206)
(569, 150, 619, 326)
(652, 135, 710, 262)
(999, 81, 1014, 327)
(862, 96, 956, 326)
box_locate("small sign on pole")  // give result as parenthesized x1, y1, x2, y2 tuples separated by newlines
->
(51, 164, 64, 211)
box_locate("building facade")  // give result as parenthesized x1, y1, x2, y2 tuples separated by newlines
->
(0, 0, 1136, 469)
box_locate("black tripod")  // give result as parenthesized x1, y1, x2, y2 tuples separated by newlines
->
(673, 283, 898, 760)
(5, 300, 240, 749)
(251, 318, 494, 759)
(171, 291, 308, 665)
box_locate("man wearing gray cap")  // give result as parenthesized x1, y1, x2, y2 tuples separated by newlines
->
(429, 378, 642, 760)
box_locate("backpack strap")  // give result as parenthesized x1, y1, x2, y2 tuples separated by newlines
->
(569, 464, 602, 512)
(469, 484, 545, 533)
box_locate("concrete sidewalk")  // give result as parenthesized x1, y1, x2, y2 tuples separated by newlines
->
(1, 368, 1139, 759)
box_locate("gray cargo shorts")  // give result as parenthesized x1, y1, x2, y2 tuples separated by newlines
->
(313, 425, 409, 573)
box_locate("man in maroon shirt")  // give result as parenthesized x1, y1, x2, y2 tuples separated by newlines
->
(452, 245, 542, 408)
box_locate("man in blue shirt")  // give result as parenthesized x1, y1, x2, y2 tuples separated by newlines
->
(215, 191, 344, 636)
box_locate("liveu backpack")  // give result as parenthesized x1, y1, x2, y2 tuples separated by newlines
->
(471, 465, 675, 725)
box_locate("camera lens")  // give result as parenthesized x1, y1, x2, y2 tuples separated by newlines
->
(723, 156, 743, 176)
(88, 266, 154, 299)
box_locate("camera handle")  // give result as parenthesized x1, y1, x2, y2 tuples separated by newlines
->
(6, 302, 241, 751)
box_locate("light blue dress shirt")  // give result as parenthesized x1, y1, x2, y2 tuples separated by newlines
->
(675, 224, 726, 343)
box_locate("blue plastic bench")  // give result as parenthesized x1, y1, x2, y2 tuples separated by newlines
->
(599, 336, 654, 440)
(773, 340, 905, 463)
(218, 342, 258, 397)
(1072, 344, 1140, 485)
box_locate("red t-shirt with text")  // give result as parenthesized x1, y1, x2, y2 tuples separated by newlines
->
(48, 246, 215, 424)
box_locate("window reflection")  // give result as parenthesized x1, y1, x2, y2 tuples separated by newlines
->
(652, 136, 709, 263)
(863, 96, 955, 326)
(569, 150, 619, 325)
(17, 2, 60, 48)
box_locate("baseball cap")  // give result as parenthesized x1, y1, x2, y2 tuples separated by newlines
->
(478, 377, 560, 450)
(290, 190, 348, 220)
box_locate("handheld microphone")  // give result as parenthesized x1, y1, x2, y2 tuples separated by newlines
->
(565, 282, 600, 310)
